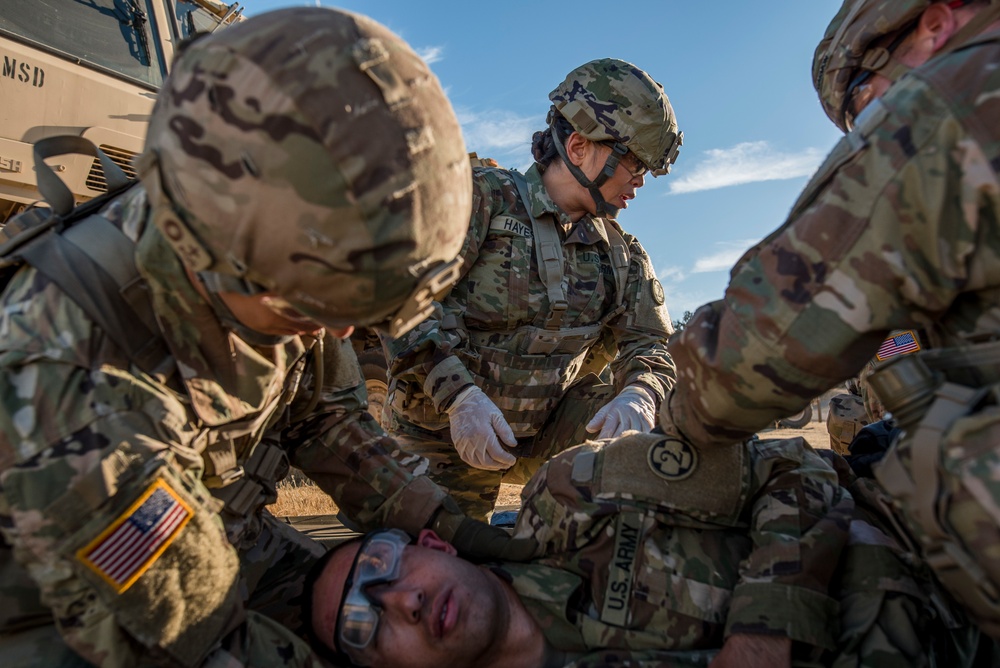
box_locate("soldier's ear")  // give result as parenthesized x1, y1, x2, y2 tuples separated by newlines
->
(564, 131, 592, 168)
(918, 2, 960, 50)
(417, 529, 458, 556)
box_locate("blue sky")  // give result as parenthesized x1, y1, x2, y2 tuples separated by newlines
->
(242, 0, 846, 320)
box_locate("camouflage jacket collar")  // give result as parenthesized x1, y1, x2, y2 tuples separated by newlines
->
(133, 195, 305, 426)
(494, 560, 589, 651)
(525, 164, 614, 249)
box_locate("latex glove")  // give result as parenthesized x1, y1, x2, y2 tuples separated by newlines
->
(445, 385, 517, 470)
(586, 385, 657, 439)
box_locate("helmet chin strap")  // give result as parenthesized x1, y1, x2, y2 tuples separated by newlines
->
(549, 126, 626, 218)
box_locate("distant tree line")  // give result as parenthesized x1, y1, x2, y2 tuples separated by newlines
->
(671, 310, 694, 333)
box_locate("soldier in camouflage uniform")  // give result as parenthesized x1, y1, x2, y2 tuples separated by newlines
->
(657, 0, 1000, 639)
(0, 7, 523, 667)
(307, 432, 975, 668)
(382, 58, 683, 520)
(827, 330, 923, 453)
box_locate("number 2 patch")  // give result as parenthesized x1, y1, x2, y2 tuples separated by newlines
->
(647, 438, 697, 481)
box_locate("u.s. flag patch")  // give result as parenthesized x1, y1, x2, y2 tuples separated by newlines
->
(77, 479, 192, 593)
(876, 330, 922, 362)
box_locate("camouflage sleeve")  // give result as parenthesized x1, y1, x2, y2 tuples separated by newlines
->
(0, 270, 315, 667)
(724, 438, 852, 650)
(563, 648, 716, 667)
(380, 170, 501, 411)
(282, 335, 451, 534)
(607, 231, 676, 403)
(662, 77, 996, 447)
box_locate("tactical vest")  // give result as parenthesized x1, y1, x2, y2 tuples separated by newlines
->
(869, 342, 1000, 635)
(400, 171, 632, 437)
(0, 137, 304, 547)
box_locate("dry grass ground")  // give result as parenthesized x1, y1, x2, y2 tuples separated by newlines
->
(268, 419, 832, 517)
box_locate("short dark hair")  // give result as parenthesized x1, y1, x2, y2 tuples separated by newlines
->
(301, 535, 365, 666)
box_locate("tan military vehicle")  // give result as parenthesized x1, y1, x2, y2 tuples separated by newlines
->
(0, 0, 243, 224)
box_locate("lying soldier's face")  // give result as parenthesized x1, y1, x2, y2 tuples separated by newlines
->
(311, 529, 512, 667)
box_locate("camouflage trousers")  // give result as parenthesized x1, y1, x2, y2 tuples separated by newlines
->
(388, 375, 613, 521)
(874, 382, 1000, 640)
(0, 511, 325, 667)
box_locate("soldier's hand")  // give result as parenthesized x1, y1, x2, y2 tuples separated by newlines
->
(445, 385, 517, 470)
(431, 506, 537, 562)
(709, 634, 791, 668)
(586, 385, 657, 439)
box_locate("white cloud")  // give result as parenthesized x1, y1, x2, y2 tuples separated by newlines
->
(691, 239, 760, 274)
(668, 141, 825, 195)
(417, 46, 444, 65)
(457, 108, 536, 156)
(657, 265, 686, 283)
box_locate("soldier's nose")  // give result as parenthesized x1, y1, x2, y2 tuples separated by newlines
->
(378, 587, 424, 624)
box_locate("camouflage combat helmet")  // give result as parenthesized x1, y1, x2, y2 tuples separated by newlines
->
(549, 58, 682, 176)
(138, 7, 471, 337)
(814, 0, 1000, 132)
(546, 58, 682, 217)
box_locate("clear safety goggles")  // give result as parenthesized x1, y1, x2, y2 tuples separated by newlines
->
(335, 529, 412, 666)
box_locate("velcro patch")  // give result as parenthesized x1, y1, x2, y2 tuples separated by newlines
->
(601, 511, 643, 627)
(489, 214, 533, 238)
(77, 479, 192, 593)
(875, 329, 921, 362)
(598, 433, 748, 524)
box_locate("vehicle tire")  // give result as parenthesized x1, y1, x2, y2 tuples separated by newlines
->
(358, 349, 389, 429)
(778, 405, 813, 429)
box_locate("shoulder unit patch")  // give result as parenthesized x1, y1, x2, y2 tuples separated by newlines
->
(647, 437, 697, 481)
(77, 478, 193, 593)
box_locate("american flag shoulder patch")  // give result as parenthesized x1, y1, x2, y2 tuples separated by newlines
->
(876, 329, 922, 362)
(77, 478, 193, 593)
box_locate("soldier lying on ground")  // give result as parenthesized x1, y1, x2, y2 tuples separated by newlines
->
(0, 7, 524, 667)
(305, 432, 979, 668)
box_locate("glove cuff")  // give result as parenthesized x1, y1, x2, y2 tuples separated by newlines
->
(444, 384, 480, 414)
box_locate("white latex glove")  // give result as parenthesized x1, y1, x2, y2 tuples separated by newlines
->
(586, 385, 657, 439)
(445, 385, 518, 470)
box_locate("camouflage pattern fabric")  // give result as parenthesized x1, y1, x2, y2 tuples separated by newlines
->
(496, 434, 972, 666)
(548, 58, 682, 175)
(0, 185, 448, 666)
(658, 29, 1000, 638)
(140, 7, 471, 335)
(827, 390, 871, 454)
(858, 360, 885, 424)
(812, 0, 932, 131)
(383, 164, 675, 519)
